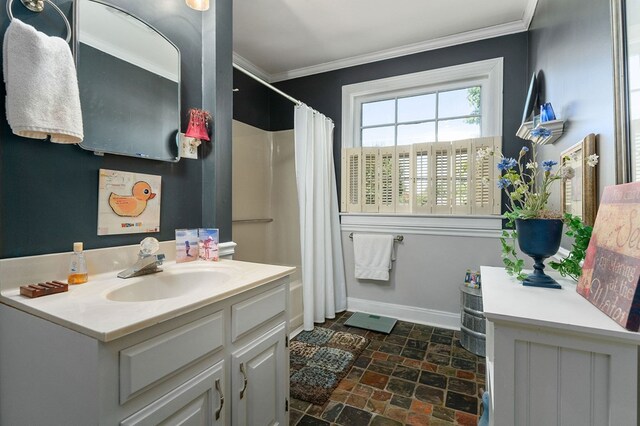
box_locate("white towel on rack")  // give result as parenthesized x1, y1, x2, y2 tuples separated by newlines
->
(353, 233, 395, 281)
(3, 19, 83, 143)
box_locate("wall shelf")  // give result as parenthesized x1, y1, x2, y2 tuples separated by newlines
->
(516, 119, 565, 145)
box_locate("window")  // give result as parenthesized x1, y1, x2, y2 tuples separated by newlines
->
(341, 58, 503, 215)
(360, 87, 482, 147)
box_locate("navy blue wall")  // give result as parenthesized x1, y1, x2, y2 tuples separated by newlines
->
(271, 33, 529, 168)
(233, 33, 530, 212)
(0, 0, 207, 257)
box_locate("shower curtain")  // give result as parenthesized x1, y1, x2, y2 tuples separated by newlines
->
(294, 104, 347, 331)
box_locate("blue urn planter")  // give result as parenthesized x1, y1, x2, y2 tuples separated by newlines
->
(515, 218, 563, 289)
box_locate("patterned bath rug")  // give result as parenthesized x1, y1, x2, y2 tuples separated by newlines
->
(290, 326, 369, 405)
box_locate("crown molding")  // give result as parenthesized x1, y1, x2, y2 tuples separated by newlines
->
(232, 52, 273, 83)
(522, 0, 539, 29)
(233, 4, 538, 84)
(269, 19, 527, 82)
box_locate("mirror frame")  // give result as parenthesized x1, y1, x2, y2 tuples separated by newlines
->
(72, 0, 182, 162)
(612, 0, 633, 183)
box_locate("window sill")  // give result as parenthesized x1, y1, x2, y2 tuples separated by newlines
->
(340, 213, 503, 238)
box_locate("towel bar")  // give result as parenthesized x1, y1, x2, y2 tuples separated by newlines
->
(348, 233, 403, 242)
(7, 0, 72, 43)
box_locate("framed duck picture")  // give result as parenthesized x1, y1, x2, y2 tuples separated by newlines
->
(97, 169, 161, 235)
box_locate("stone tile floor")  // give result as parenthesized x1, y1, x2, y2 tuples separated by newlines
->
(290, 311, 485, 425)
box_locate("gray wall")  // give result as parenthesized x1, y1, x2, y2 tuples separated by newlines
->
(1, 0, 232, 257)
(529, 0, 615, 206)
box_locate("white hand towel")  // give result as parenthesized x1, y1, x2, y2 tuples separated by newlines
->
(353, 233, 395, 281)
(3, 19, 83, 143)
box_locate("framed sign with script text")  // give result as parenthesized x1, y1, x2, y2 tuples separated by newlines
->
(577, 182, 640, 330)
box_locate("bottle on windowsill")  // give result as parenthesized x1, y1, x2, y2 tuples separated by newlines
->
(68, 242, 88, 285)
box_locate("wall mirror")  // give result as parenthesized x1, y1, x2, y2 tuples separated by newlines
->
(613, 0, 640, 182)
(74, 0, 181, 162)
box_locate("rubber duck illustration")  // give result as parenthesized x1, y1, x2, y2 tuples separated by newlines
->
(108, 181, 156, 217)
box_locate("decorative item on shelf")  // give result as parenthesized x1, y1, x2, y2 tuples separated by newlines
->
(539, 102, 556, 122)
(481, 141, 598, 288)
(516, 119, 565, 145)
(576, 182, 640, 331)
(185, 108, 212, 142)
(560, 134, 599, 226)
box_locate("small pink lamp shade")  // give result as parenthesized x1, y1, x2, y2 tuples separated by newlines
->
(185, 109, 211, 141)
(186, 0, 209, 11)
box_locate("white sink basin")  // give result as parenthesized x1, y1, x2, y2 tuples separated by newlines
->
(105, 270, 231, 302)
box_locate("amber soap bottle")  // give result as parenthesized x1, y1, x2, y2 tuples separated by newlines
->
(68, 242, 88, 284)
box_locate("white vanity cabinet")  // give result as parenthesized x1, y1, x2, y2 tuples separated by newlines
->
(481, 267, 640, 426)
(0, 276, 291, 426)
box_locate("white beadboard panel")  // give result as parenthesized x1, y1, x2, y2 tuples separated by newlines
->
(513, 340, 612, 426)
(513, 341, 530, 424)
(524, 342, 559, 426)
(591, 352, 610, 426)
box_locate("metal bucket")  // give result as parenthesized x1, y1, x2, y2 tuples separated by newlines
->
(460, 285, 486, 357)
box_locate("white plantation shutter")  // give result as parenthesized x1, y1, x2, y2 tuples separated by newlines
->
(412, 143, 432, 213)
(379, 148, 396, 213)
(471, 137, 500, 214)
(361, 148, 379, 212)
(396, 147, 412, 213)
(452, 140, 472, 214)
(341, 148, 362, 212)
(340, 136, 501, 215)
(432, 142, 452, 214)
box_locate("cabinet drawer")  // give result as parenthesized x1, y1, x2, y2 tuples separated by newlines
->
(232, 284, 286, 342)
(120, 311, 224, 404)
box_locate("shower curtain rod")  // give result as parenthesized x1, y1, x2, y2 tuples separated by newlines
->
(233, 63, 302, 106)
(232, 63, 333, 123)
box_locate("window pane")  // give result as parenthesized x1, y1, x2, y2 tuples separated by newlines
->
(397, 122, 435, 145)
(398, 93, 436, 122)
(438, 118, 481, 141)
(362, 99, 395, 126)
(362, 126, 395, 147)
(439, 87, 481, 118)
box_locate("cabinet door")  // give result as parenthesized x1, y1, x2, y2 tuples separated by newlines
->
(232, 322, 288, 426)
(120, 361, 226, 426)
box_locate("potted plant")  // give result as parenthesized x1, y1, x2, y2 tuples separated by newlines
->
(478, 139, 598, 288)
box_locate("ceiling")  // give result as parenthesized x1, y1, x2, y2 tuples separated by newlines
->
(233, 0, 538, 82)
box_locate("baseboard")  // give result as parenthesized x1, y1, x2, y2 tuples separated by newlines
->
(290, 325, 304, 338)
(347, 297, 460, 331)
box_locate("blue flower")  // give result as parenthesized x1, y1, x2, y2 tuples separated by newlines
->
(542, 160, 558, 172)
(520, 146, 529, 153)
(497, 178, 511, 189)
(531, 127, 552, 138)
(497, 157, 517, 171)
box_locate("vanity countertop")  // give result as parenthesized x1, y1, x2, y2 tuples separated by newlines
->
(0, 259, 295, 342)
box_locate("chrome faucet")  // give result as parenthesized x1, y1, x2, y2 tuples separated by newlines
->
(117, 237, 165, 279)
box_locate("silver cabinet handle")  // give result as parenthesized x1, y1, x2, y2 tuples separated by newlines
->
(215, 378, 224, 421)
(239, 363, 248, 399)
